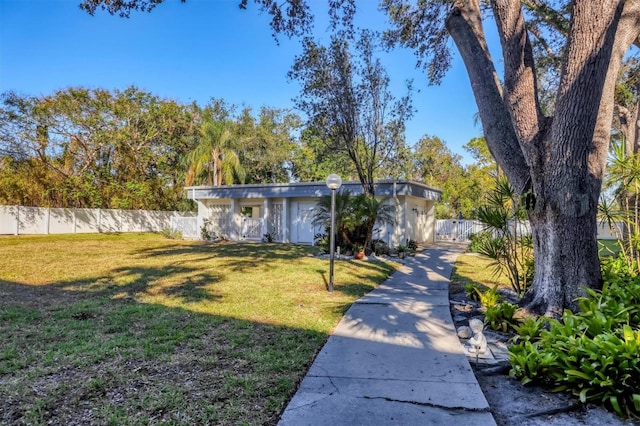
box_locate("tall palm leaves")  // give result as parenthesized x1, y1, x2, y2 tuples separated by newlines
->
(475, 176, 533, 297)
(353, 193, 395, 251)
(184, 118, 245, 186)
(599, 139, 640, 273)
(313, 190, 395, 252)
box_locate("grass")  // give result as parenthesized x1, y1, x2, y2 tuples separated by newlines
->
(0, 233, 397, 425)
(450, 252, 511, 295)
(452, 239, 621, 296)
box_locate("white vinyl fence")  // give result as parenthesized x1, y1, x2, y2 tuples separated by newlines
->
(436, 220, 486, 242)
(170, 216, 198, 239)
(436, 219, 620, 242)
(0, 205, 195, 236)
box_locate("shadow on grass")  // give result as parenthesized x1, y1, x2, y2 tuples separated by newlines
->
(7, 264, 224, 305)
(0, 278, 327, 426)
(136, 241, 315, 262)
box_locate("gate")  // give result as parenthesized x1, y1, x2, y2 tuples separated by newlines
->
(436, 220, 484, 242)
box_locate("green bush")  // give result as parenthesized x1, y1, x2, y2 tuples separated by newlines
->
(372, 239, 391, 256)
(314, 233, 329, 253)
(468, 231, 493, 253)
(509, 270, 640, 418)
(510, 317, 548, 344)
(479, 285, 503, 308)
(485, 302, 519, 332)
(262, 232, 277, 243)
(161, 227, 183, 239)
(465, 283, 482, 302)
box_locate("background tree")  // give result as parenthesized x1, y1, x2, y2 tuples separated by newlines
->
(0, 87, 197, 210)
(409, 135, 493, 218)
(289, 29, 413, 195)
(236, 106, 300, 184)
(290, 127, 358, 182)
(184, 99, 245, 187)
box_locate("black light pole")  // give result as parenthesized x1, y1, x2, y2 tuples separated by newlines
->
(326, 174, 342, 292)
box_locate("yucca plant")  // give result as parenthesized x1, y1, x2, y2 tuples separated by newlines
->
(475, 176, 533, 297)
(599, 139, 640, 274)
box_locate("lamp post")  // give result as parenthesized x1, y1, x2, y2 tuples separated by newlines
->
(326, 173, 342, 292)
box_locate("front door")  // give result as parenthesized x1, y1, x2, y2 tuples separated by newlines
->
(297, 203, 316, 244)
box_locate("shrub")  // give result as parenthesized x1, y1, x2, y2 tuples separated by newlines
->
(474, 177, 534, 297)
(509, 273, 640, 418)
(465, 283, 482, 302)
(161, 227, 182, 240)
(314, 233, 329, 253)
(467, 231, 493, 253)
(262, 232, 277, 243)
(372, 239, 391, 256)
(200, 219, 212, 240)
(510, 317, 548, 344)
(484, 302, 519, 332)
(478, 285, 503, 308)
(407, 239, 418, 253)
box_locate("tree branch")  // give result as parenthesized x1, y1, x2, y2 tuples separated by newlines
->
(446, 0, 530, 194)
(492, 0, 545, 146)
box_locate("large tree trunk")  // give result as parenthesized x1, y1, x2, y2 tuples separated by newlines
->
(523, 192, 602, 316)
(446, 0, 640, 316)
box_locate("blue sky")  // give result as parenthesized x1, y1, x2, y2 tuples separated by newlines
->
(0, 0, 486, 163)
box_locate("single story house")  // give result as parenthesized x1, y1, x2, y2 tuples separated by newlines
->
(185, 180, 441, 247)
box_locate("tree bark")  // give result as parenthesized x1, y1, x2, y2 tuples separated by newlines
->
(447, 0, 640, 316)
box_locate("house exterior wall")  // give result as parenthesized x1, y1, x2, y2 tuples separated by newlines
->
(189, 180, 441, 246)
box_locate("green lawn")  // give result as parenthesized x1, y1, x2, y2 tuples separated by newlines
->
(452, 239, 621, 296)
(0, 233, 397, 425)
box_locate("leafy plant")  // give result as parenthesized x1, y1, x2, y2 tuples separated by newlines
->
(475, 177, 534, 296)
(262, 231, 277, 243)
(200, 219, 212, 241)
(510, 317, 548, 344)
(406, 239, 418, 253)
(509, 273, 640, 418)
(372, 239, 391, 256)
(314, 233, 329, 253)
(465, 283, 481, 302)
(478, 285, 503, 308)
(467, 231, 493, 253)
(484, 302, 518, 332)
(161, 227, 183, 240)
(599, 139, 640, 275)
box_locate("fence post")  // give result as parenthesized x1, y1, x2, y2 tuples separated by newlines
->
(45, 208, 51, 234)
(15, 205, 19, 235)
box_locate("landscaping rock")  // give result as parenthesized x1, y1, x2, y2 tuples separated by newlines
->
(457, 325, 473, 339)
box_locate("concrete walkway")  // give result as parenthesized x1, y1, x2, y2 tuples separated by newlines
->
(278, 243, 497, 426)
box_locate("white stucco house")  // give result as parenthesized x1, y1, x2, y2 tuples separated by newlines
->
(185, 180, 441, 247)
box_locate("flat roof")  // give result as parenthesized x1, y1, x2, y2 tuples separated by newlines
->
(186, 180, 441, 201)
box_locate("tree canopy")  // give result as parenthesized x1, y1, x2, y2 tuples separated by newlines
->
(289, 29, 413, 195)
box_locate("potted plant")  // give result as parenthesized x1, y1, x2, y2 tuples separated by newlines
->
(396, 244, 408, 259)
(354, 245, 365, 260)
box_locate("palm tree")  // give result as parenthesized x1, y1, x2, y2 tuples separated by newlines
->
(313, 189, 356, 248)
(313, 190, 395, 253)
(353, 194, 395, 252)
(184, 118, 245, 186)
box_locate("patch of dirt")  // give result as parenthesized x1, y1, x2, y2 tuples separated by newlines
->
(449, 289, 639, 426)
